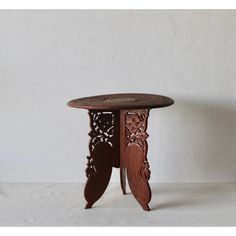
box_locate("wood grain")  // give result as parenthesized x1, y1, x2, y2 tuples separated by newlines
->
(68, 93, 174, 110)
(84, 111, 114, 209)
(68, 94, 174, 211)
(120, 109, 151, 211)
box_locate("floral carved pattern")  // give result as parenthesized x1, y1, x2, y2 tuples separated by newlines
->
(140, 160, 151, 182)
(86, 155, 96, 179)
(125, 111, 149, 150)
(86, 111, 114, 179)
(89, 111, 114, 151)
(125, 110, 151, 183)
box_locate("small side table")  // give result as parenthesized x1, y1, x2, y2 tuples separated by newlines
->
(67, 93, 174, 211)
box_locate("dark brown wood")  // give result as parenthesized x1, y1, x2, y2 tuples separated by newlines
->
(120, 109, 151, 211)
(113, 111, 120, 168)
(67, 93, 174, 110)
(84, 111, 114, 209)
(120, 168, 127, 195)
(68, 93, 174, 211)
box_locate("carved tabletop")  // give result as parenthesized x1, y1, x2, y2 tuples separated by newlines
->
(67, 93, 174, 211)
(67, 93, 174, 110)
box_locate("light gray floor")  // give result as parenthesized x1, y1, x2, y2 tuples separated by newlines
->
(0, 183, 236, 226)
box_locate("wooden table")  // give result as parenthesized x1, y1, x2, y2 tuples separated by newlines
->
(67, 93, 174, 211)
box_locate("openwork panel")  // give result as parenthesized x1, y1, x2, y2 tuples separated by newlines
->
(86, 111, 114, 179)
(89, 111, 114, 151)
(125, 111, 149, 150)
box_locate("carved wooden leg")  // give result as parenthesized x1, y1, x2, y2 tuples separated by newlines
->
(84, 111, 115, 209)
(120, 168, 126, 195)
(120, 109, 152, 211)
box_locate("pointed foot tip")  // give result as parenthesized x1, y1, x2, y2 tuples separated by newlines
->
(142, 204, 150, 211)
(85, 202, 93, 209)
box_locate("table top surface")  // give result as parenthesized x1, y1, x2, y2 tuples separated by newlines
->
(67, 93, 174, 110)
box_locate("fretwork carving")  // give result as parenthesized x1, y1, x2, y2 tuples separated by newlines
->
(125, 111, 149, 150)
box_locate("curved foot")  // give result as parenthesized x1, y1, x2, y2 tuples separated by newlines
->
(120, 109, 152, 211)
(126, 144, 152, 211)
(142, 204, 150, 211)
(85, 202, 94, 209)
(84, 111, 114, 209)
(84, 142, 113, 209)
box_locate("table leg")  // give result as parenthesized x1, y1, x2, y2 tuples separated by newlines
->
(120, 168, 127, 195)
(84, 110, 115, 209)
(120, 109, 152, 211)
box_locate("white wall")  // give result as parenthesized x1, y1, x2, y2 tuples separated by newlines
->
(0, 10, 236, 183)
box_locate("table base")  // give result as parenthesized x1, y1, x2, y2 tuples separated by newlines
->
(84, 109, 151, 211)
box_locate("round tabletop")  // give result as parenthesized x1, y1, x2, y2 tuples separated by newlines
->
(67, 93, 174, 110)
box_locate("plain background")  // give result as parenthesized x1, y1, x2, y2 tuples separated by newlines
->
(0, 10, 236, 183)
